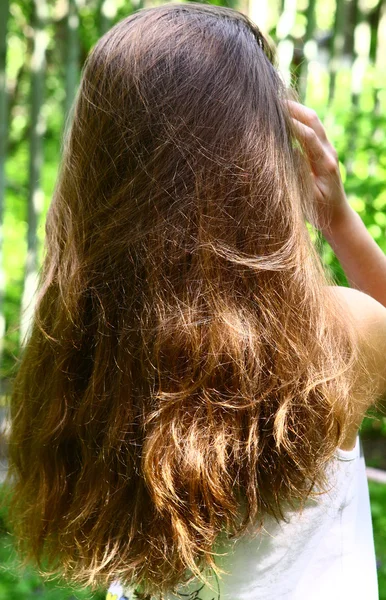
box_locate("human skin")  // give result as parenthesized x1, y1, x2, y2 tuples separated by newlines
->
(288, 100, 386, 310)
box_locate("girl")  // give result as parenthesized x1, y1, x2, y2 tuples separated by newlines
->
(3, 3, 386, 599)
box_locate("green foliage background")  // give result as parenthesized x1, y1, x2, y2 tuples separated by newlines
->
(1, 0, 386, 597)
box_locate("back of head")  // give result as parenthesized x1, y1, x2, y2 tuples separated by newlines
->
(4, 2, 364, 597)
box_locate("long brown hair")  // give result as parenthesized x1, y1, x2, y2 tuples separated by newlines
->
(2, 2, 372, 597)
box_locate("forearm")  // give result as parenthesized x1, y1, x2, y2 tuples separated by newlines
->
(322, 205, 386, 309)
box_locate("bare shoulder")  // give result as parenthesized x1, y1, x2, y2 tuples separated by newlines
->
(327, 285, 386, 408)
(327, 285, 386, 325)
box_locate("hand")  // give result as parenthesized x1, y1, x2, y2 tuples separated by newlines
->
(287, 100, 352, 232)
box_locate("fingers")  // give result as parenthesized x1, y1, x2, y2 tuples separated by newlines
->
(286, 100, 327, 142)
(290, 117, 326, 174)
(286, 101, 339, 176)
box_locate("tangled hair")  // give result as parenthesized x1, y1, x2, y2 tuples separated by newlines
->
(2, 2, 372, 597)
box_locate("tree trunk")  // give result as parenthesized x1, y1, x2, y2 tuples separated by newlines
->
(276, 0, 297, 87)
(298, 0, 317, 102)
(64, 0, 80, 129)
(368, 0, 384, 176)
(98, 0, 118, 36)
(343, 0, 360, 58)
(0, 0, 10, 366)
(345, 0, 362, 177)
(327, 0, 346, 106)
(369, 0, 383, 64)
(19, 0, 49, 346)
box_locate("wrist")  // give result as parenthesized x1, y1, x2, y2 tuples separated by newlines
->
(321, 203, 359, 243)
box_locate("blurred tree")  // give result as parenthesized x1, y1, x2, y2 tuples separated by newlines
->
(368, 0, 384, 176)
(19, 0, 49, 346)
(327, 0, 346, 106)
(276, 0, 297, 87)
(298, 0, 317, 101)
(64, 0, 80, 122)
(0, 0, 10, 369)
(98, 0, 120, 35)
(343, 0, 359, 57)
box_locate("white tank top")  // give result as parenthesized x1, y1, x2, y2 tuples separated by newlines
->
(107, 435, 378, 600)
